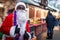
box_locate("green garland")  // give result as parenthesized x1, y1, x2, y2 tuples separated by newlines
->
(0, 33, 3, 38)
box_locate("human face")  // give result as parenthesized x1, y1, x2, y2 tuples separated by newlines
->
(16, 5, 26, 22)
(16, 5, 25, 10)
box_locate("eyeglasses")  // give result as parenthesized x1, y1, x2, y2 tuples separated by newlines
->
(17, 5, 25, 10)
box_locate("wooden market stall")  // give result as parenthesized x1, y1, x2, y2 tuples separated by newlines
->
(26, 4, 48, 40)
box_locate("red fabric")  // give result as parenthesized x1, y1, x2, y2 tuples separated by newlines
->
(5, 37, 14, 40)
(0, 14, 14, 40)
(0, 14, 30, 40)
(0, 23, 1, 31)
(26, 22, 30, 33)
(0, 14, 13, 35)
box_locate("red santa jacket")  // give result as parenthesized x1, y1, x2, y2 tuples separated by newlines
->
(0, 14, 30, 40)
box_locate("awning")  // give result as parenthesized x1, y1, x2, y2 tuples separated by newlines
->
(48, 0, 60, 12)
(48, 4, 60, 12)
(16, 0, 40, 6)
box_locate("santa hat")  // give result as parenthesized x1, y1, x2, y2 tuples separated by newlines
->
(15, 2, 26, 10)
(14, 2, 26, 26)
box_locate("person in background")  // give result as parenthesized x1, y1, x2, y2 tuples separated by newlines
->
(46, 11, 56, 39)
(7, 8, 14, 14)
(0, 2, 31, 40)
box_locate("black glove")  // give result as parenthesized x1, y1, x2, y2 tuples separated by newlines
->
(24, 31, 29, 39)
(15, 25, 20, 34)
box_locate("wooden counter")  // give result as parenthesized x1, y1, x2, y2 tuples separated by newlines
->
(30, 24, 42, 36)
(30, 23, 47, 40)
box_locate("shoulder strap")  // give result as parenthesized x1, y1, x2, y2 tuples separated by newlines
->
(14, 11, 17, 26)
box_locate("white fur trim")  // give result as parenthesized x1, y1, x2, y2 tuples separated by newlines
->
(18, 21, 27, 40)
(27, 32, 31, 40)
(20, 20, 27, 35)
(10, 26, 16, 37)
(2, 34, 5, 40)
(15, 2, 26, 10)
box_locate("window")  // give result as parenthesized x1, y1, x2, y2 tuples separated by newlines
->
(29, 6, 35, 18)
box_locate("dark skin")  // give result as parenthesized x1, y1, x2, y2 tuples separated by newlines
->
(17, 5, 25, 10)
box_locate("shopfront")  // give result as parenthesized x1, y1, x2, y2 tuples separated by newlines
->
(26, 4, 48, 40)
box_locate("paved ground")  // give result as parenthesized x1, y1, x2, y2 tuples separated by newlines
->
(52, 27, 60, 40)
(41, 26, 60, 40)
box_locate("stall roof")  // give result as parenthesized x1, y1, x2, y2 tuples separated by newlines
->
(17, 0, 40, 6)
(48, 0, 60, 12)
(48, 4, 60, 12)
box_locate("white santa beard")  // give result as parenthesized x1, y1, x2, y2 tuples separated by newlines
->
(16, 10, 27, 34)
(16, 10, 27, 23)
(16, 10, 27, 40)
(16, 21, 26, 40)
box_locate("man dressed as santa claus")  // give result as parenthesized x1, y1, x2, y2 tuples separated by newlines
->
(0, 2, 31, 40)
